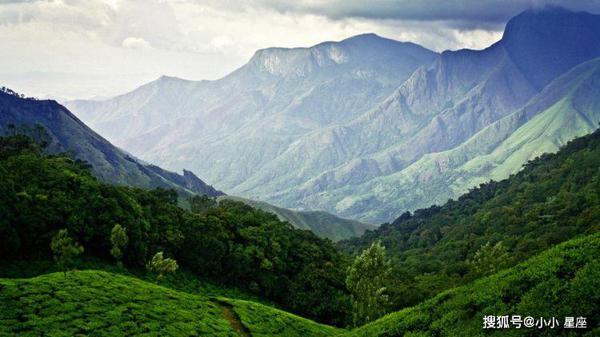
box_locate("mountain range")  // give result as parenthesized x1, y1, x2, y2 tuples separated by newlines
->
(0, 89, 372, 240)
(66, 7, 600, 223)
(0, 90, 222, 198)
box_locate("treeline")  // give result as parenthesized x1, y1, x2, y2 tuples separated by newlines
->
(341, 127, 600, 312)
(0, 135, 351, 326)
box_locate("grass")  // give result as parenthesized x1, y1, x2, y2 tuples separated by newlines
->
(0, 270, 343, 337)
(0, 271, 235, 337)
(222, 298, 345, 337)
(2, 233, 599, 336)
(343, 232, 600, 337)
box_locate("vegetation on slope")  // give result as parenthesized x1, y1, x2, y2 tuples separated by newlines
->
(344, 232, 600, 337)
(220, 298, 343, 337)
(341, 126, 600, 311)
(220, 196, 375, 241)
(0, 270, 343, 337)
(0, 135, 351, 326)
(0, 90, 223, 198)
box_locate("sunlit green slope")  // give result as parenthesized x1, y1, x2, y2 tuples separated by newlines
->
(0, 270, 344, 337)
(344, 233, 600, 337)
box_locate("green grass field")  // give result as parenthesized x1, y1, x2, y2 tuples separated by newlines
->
(0, 270, 344, 337)
(3, 232, 599, 336)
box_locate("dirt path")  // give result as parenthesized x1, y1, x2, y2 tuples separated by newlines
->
(213, 299, 252, 337)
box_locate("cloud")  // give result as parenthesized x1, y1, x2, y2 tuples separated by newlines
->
(1, 0, 599, 99)
(121, 36, 151, 49)
(260, 0, 600, 28)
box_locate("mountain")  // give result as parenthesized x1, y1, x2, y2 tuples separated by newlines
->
(340, 125, 600, 310)
(233, 7, 600, 223)
(0, 89, 373, 241)
(313, 57, 600, 221)
(0, 137, 351, 325)
(64, 34, 437, 203)
(220, 196, 375, 241)
(0, 89, 223, 197)
(66, 7, 600, 223)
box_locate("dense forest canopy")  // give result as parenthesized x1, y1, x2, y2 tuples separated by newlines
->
(0, 134, 351, 326)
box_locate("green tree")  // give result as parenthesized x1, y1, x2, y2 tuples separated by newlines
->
(146, 251, 179, 281)
(346, 241, 391, 326)
(471, 241, 510, 276)
(189, 195, 217, 214)
(50, 229, 84, 275)
(110, 224, 128, 267)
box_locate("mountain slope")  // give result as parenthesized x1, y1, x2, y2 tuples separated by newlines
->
(0, 89, 374, 241)
(0, 90, 222, 197)
(312, 57, 600, 222)
(344, 232, 600, 337)
(340, 125, 600, 310)
(3, 232, 598, 337)
(0, 270, 343, 337)
(220, 196, 375, 241)
(66, 7, 600, 223)
(236, 7, 600, 223)
(65, 34, 437, 193)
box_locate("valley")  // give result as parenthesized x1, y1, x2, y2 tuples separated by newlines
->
(1, 4, 600, 337)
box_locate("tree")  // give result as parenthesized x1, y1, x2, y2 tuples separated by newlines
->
(146, 251, 178, 280)
(110, 224, 128, 267)
(189, 195, 217, 214)
(471, 241, 510, 276)
(50, 229, 84, 275)
(346, 241, 392, 326)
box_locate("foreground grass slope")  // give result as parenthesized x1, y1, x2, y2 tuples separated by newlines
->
(345, 233, 600, 337)
(2, 232, 598, 336)
(0, 270, 343, 337)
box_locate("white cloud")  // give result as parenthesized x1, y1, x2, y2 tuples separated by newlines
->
(122, 36, 151, 49)
(0, 0, 531, 99)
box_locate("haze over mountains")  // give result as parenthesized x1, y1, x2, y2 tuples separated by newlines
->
(0, 90, 222, 198)
(67, 6, 600, 223)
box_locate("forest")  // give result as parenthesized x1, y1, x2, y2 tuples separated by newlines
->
(0, 134, 351, 326)
(2, 127, 600, 335)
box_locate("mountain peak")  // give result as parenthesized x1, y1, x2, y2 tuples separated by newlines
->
(500, 5, 600, 89)
(340, 33, 382, 42)
(247, 33, 434, 77)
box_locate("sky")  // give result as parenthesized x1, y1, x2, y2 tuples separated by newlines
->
(1, 0, 600, 100)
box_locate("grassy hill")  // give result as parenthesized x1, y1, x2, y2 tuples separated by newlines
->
(0, 270, 344, 337)
(2, 232, 598, 336)
(344, 232, 600, 337)
(220, 196, 375, 241)
(0, 134, 351, 326)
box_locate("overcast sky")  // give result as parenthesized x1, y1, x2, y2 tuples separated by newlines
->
(1, 0, 600, 100)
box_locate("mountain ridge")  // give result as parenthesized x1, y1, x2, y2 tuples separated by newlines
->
(65, 6, 600, 223)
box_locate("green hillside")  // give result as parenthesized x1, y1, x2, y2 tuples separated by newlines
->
(0, 134, 351, 326)
(220, 196, 375, 241)
(0, 270, 343, 337)
(341, 125, 600, 310)
(344, 232, 600, 337)
(2, 233, 598, 336)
